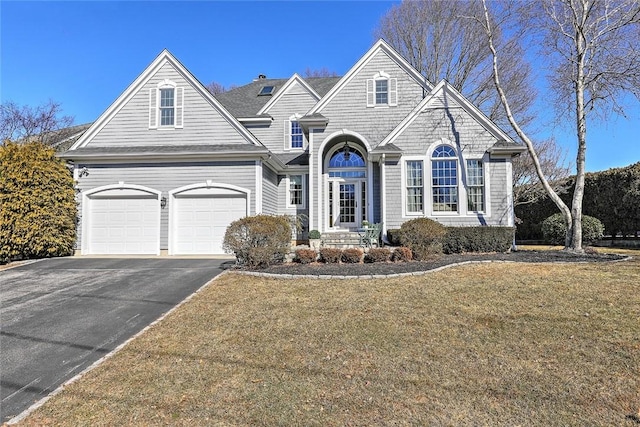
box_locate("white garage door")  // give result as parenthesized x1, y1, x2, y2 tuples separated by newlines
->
(87, 195, 160, 255)
(173, 195, 246, 254)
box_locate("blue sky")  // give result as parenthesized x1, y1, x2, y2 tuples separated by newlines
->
(2, 1, 638, 172)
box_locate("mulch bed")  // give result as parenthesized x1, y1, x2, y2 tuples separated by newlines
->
(246, 250, 628, 276)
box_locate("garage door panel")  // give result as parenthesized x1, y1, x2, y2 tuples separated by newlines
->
(173, 195, 245, 255)
(88, 196, 159, 255)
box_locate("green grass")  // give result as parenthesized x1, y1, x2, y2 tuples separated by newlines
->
(17, 249, 640, 426)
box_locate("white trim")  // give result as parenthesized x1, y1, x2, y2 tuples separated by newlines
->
(505, 160, 514, 226)
(285, 114, 305, 151)
(258, 73, 320, 115)
(69, 50, 263, 150)
(168, 182, 251, 255)
(256, 160, 263, 214)
(380, 80, 514, 147)
(401, 156, 426, 217)
(428, 141, 461, 216)
(309, 128, 315, 231)
(82, 183, 162, 256)
(308, 39, 432, 115)
(380, 154, 387, 239)
(285, 173, 307, 209)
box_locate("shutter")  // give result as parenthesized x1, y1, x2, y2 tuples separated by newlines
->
(175, 87, 184, 128)
(284, 119, 290, 149)
(366, 79, 374, 107)
(148, 88, 157, 128)
(389, 78, 398, 106)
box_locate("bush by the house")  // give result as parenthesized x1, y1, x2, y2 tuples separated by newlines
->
(0, 141, 76, 263)
(364, 247, 391, 263)
(341, 248, 363, 264)
(398, 218, 446, 260)
(294, 248, 317, 264)
(443, 226, 515, 254)
(386, 229, 402, 246)
(541, 213, 604, 245)
(391, 247, 412, 262)
(308, 229, 321, 239)
(319, 248, 342, 263)
(223, 214, 292, 268)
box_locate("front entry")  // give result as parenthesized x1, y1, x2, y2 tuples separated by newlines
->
(328, 179, 366, 229)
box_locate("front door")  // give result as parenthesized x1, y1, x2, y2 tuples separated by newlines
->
(329, 179, 365, 229)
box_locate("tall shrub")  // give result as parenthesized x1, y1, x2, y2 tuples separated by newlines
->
(222, 215, 292, 268)
(398, 218, 446, 260)
(0, 141, 76, 262)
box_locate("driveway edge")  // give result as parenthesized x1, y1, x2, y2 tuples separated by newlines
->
(6, 270, 231, 425)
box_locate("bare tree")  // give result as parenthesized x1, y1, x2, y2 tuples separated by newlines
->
(480, 0, 640, 252)
(1, 100, 74, 146)
(303, 67, 338, 78)
(513, 137, 572, 207)
(205, 81, 237, 96)
(375, 0, 536, 129)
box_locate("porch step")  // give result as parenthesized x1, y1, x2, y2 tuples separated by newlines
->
(321, 232, 362, 249)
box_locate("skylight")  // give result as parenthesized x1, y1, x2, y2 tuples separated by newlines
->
(258, 85, 275, 96)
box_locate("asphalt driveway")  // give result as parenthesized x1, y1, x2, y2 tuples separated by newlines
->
(0, 257, 230, 423)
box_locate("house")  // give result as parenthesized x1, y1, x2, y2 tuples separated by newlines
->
(61, 40, 524, 256)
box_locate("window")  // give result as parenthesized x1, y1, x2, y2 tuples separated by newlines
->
(366, 72, 397, 107)
(290, 120, 303, 149)
(149, 80, 183, 129)
(406, 160, 424, 213)
(432, 145, 458, 212)
(258, 85, 275, 96)
(288, 174, 305, 208)
(466, 160, 484, 212)
(160, 88, 175, 126)
(375, 79, 388, 105)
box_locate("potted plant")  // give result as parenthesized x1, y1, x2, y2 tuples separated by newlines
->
(362, 220, 370, 229)
(308, 229, 321, 250)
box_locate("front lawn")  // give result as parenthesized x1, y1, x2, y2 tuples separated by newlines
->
(16, 250, 640, 426)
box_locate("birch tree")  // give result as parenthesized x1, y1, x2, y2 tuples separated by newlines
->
(481, 0, 640, 251)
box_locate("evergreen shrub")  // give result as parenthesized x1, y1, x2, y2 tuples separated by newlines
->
(391, 247, 412, 262)
(341, 248, 363, 264)
(294, 248, 317, 264)
(398, 218, 446, 260)
(0, 142, 76, 263)
(443, 226, 514, 254)
(364, 247, 391, 263)
(541, 213, 604, 245)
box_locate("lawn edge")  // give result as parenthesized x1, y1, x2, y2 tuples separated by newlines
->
(6, 270, 232, 425)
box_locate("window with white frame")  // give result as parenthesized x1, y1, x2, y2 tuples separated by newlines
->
(431, 145, 458, 212)
(366, 72, 397, 107)
(287, 174, 305, 208)
(149, 80, 183, 129)
(466, 159, 485, 212)
(290, 120, 303, 149)
(405, 160, 424, 214)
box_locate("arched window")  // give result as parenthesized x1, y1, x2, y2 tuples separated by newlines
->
(431, 145, 458, 212)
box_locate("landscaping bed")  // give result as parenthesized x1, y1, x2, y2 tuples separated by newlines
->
(248, 249, 628, 276)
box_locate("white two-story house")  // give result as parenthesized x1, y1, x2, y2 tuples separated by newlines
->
(62, 40, 524, 255)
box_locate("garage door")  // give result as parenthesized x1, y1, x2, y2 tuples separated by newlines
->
(173, 195, 246, 254)
(87, 194, 160, 255)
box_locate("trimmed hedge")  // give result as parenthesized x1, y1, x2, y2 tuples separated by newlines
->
(541, 213, 604, 245)
(319, 248, 342, 263)
(391, 247, 412, 262)
(294, 248, 317, 264)
(443, 226, 514, 254)
(398, 218, 446, 260)
(364, 247, 391, 263)
(0, 142, 76, 263)
(223, 215, 292, 268)
(386, 229, 402, 246)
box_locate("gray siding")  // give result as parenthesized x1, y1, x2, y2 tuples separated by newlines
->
(262, 164, 278, 215)
(88, 62, 253, 147)
(75, 161, 257, 250)
(249, 80, 318, 154)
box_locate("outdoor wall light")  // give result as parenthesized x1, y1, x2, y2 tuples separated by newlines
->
(342, 140, 351, 161)
(79, 167, 89, 178)
(161, 196, 167, 209)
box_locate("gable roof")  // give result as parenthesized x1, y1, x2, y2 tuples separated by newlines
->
(307, 39, 433, 115)
(379, 79, 520, 151)
(69, 49, 263, 151)
(215, 76, 340, 118)
(257, 73, 321, 115)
